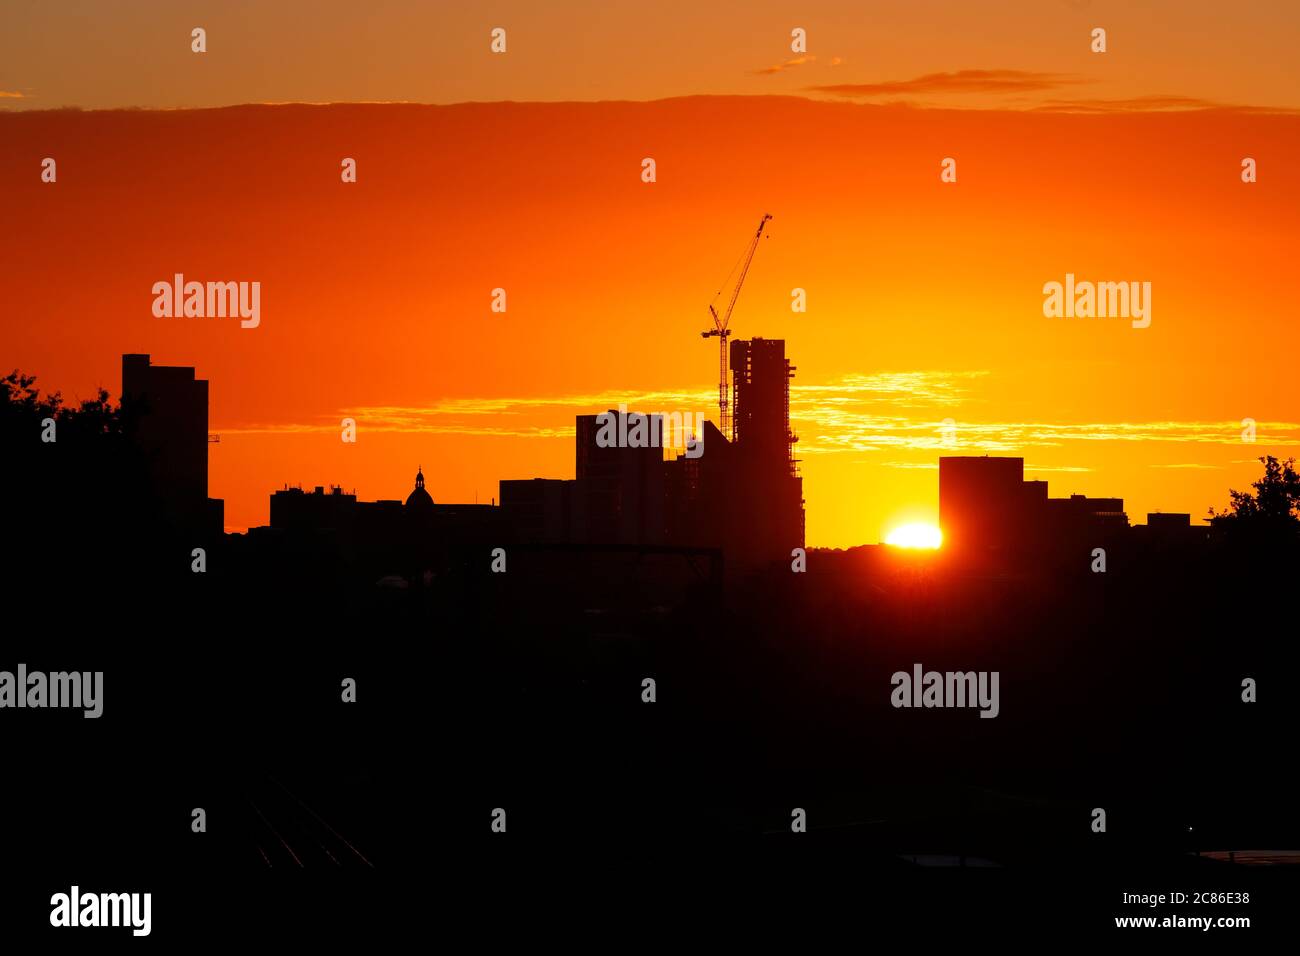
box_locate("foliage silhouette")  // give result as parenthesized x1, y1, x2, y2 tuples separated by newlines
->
(1208, 455, 1300, 555)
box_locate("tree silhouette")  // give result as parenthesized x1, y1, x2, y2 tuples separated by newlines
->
(1208, 455, 1300, 553)
(1, 369, 125, 440)
(1, 369, 163, 601)
(1211, 456, 1300, 521)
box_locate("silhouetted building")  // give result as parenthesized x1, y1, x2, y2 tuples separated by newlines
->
(575, 411, 667, 545)
(1146, 512, 1191, 534)
(664, 419, 730, 551)
(498, 339, 805, 570)
(270, 484, 357, 533)
(1131, 512, 1209, 552)
(938, 456, 1030, 559)
(265, 469, 504, 581)
(1045, 494, 1129, 533)
(724, 338, 805, 563)
(406, 467, 434, 510)
(500, 478, 585, 544)
(500, 411, 668, 546)
(121, 353, 223, 538)
(404, 466, 437, 534)
(939, 456, 1129, 568)
(731, 338, 796, 465)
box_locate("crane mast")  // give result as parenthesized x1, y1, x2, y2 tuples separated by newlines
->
(703, 214, 771, 442)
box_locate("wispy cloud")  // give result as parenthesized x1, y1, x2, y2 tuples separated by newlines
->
(221, 372, 988, 436)
(807, 69, 1087, 98)
(796, 412, 1300, 456)
(216, 373, 1300, 472)
(219, 386, 718, 437)
(0, 91, 28, 99)
(799, 71, 1294, 114)
(754, 55, 817, 76)
(1029, 94, 1294, 114)
(793, 371, 989, 407)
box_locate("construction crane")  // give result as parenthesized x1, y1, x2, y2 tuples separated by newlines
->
(703, 214, 772, 442)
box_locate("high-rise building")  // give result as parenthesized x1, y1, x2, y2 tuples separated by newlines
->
(939, 456, 1129, 566)
(121, 354, 223, 538)
(731, 338, 796, 466)
(727, 337, 805, 561)
(938, 456, 1029, 557)
(497, 340, 806, 569)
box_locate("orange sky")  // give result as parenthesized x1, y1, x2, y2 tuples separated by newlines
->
(2, 3, 1297, 547)
(3, 98, 1297, 546)
(3, 1, 1298, 112)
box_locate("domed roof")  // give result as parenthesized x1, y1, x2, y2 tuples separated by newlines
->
(405, 466, 435, 512)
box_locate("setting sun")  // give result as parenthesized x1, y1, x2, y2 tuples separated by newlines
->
(885, 523, 943, 549)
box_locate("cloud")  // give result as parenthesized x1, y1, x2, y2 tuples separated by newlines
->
(221, 372, 988, 437)
(793, 371, 989, 407)
(786, 375, 1300, 456)
(219, 386, 720, 438)
(1029, 94, 1293, 114)
(799, 72, 1299, 114)
(216, 373, 1300, 472)
(754, 56, 817, 76)
(795, 410, 1300, 457)
(0, 91, 28, 99)
(806, 69, 1087, 98)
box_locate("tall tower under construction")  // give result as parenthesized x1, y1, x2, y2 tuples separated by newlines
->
(728, 337, 805, 561)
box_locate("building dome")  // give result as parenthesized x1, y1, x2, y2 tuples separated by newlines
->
(405, 466, 435, 512)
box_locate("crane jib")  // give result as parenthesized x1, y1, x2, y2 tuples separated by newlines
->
(703, 215, 772, 441)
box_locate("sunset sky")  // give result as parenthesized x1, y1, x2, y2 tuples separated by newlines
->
(4, 1, 1299, 112)
(3, 2, 1298, 547)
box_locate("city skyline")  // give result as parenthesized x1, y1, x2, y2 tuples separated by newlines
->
(4, 5, 1299, 936)
(12, 349, 1256, 561)
(4, 97, 1297, 548)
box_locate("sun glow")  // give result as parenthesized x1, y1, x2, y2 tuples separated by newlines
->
(885, 522, 943, 549)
